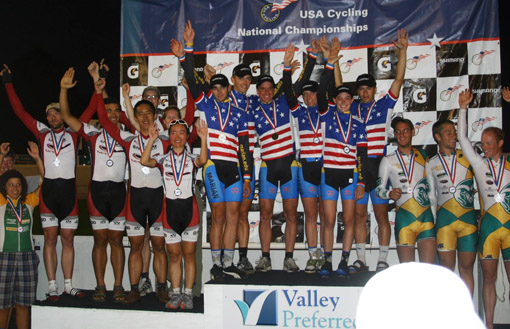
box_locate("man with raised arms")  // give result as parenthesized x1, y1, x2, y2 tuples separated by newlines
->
(375, 117, 436, 264)
(59, 66, 131, 303)
(426, 119, 477, 295)
(1, 64, 93, 300)
(335, 29, 409, 272)
(172, 21, 253, 280)
(458, 89, 510, 329)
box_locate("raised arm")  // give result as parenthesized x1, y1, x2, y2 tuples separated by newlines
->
(140, 124, 159, 168)
(27, 141, 44, 187)
(502, 87, 510, 103)
(122, 83, 140, 131)
(457, 89, 482, 165)
(59, 68, 82, 133)
(174, 21, 202, 101)
(0, 143, 9, 170)
(389, 28, 409, 98)
(293, 39, 319, 95)
(282, 44, 300, 110)
(194, 119, 209, 167)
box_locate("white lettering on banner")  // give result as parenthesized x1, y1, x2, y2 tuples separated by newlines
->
(237, 25, 369, 37)
(472, 88, 499, 94)
(299, 9, 369, 19)
(439, 57, 465, 64)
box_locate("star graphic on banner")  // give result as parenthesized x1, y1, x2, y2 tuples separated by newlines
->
(296, 40, 309, 56)
(427, 33, 443, 49)
(210, 116, 216, 121)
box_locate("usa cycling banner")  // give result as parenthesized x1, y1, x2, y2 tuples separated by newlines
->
(121, 0, 501, 248)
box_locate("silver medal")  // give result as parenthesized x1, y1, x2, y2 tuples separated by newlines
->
(175, 188, 182, 196)
(106, 159, 114, 167)
(495, 193, 503, 203)
(17, 226, 23, 233)
(53, 157, 61, 167)
(344, 146, 350, 154)
(449, 186, 456, 194)
(219, 133, 227, 144)
(141, 166, 150, 175)
(407, 187, 413, 194)
(313, 137, 320, 144)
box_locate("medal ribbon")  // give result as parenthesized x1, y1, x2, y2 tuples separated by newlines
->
(230, 91, 249, 112)
(488, 156, 505, 193)
(51, 130, 65, 158)
(259, 101, 278, 132)
(395, 150, 416, 186)
(103, 130, 117, 158)
(438, 151, 457, 186)
(357, 101, 375, 124)
(7, 197, 23, 228)
(335, 111, 352, 145)
(306, 108, 321, 138)
(170, 150, 187, 188)
(137, 135, 147, 154)
(214, 100, 232, 132)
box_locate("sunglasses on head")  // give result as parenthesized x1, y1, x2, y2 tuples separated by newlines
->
(169, 119, 189, 128)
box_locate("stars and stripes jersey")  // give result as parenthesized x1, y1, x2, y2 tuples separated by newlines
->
(458, 108, 510, 214)
(426, 149, 475, 218)
(97, 93, 166, 189)
(253, 97, 294, 161)
(229, 89, 256, 153)
(154, 150, 199, 200)
(291, 105, 323, 159)
(320, 105, 367, 170)
(0, 193, 38, 252)
(4, 83, 91, 180)
(79, 123, 127, 183)
(376, 148, 431, 215)
(350, 92, 397, 157)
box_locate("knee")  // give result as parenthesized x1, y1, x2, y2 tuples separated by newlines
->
(108, 236, 124, 249)
(169, 251, 183, 263)
(183, 250, 195, 264)
(60, 233, 75, 248)
(44, 235, 58, 247)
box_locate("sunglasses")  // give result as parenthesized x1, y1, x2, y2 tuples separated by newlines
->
(169, 119, 189, 128)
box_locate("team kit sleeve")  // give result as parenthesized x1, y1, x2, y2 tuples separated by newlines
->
(78, 92, 98, 124)
(457, 108, 484, 168)
(4, 83, 44, 137)
(96, 92, 131, 149)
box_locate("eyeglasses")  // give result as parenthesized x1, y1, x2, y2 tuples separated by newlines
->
(169, 119, 189, 128)
(143, 95, 159, 100)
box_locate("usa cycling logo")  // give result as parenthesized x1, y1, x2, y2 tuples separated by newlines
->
(406, 54, 430, 70)
(414, 120, 432, 135)
(471, 50, 495, 65)
(214, 62, 235, 73)
(472, 116, 497, 131)
(339, 57, 362, 73)
(235, 289, 278, 326)
(151, 63, 173, 78)
(261, 0, 297, 23)
(440, 84, 464, 102)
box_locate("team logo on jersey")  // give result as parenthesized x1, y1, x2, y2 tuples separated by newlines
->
(413, 177, 431, 207)
(440, 84, 464, 102)
(499, 183, 510, 213)
(406, 54, 430, 70)
(471, 116, 497, 132)
(454, 179, 474, 209)
(260, 0, 297, 22)
(413, 120, 432, 136)
(471, 49, 495, 65)
(339, 57, 363, 73)
(151, 63, 173, 78)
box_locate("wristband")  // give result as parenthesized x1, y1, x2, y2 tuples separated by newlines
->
(283, 65, 292, 71)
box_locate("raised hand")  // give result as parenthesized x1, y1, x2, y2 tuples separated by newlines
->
(311, 39, 320, 54)
(122, 83, 130, 97)
(94, 78, 106, 94)
(99, 58, 109, 78)
(170, 39, 185, 58)
(502, 87, 510, 103)
(196, 119, 208, 140)
(328, 37, 342, 65)
(392, 28, 409, 51)
(183, 20, 195, 45)
(27, 141, 40, 159)
(291, 60, 301, 75)
(0, 64, 13, 84)
(61, 68, 78, 89)
(88, 61, 100, 81)
(149, 123, 160, 140)
(283, 43, 295, 67)
(204, 64, 216, 83)
(0, 142, 10, 155)
(320, 35, 330, 59)
(458, 89, 473, 109)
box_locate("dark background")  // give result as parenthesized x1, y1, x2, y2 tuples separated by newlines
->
(0, 0, 509, 155)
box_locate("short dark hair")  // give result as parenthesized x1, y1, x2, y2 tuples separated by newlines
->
(0, 169, 28, 202)
(104, 97, 121, 108)
(483, 127, 505, 143)
(164, 106, 181, 119)
(134, 100, 155, 115)
(391, 116, 414, 131)
(432, 119, 454, 143)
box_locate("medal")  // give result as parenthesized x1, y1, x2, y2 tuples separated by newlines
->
(142, 166, 150, 175)
(170, 150, 187, 197)
(103, 130, 117, 166)
(7, 197, 23, 234)
(344, 146, 350, 154)
(306, 109, 321, 145)
(357, 101, 375, 124)
(219, 133, 227, 144)
(214, 100, 232, 144)
(259, 101, 280, 142)
(313, 137, 320, 144)
(106, 159, 114, 167)
(335, 111, 353, 156)
(50, 129, 65, 167)
(488, 156, 506, 204)
(17, 226, 23, 233)
(438, 151, 458, 196)
(396, 150, 416, 195)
